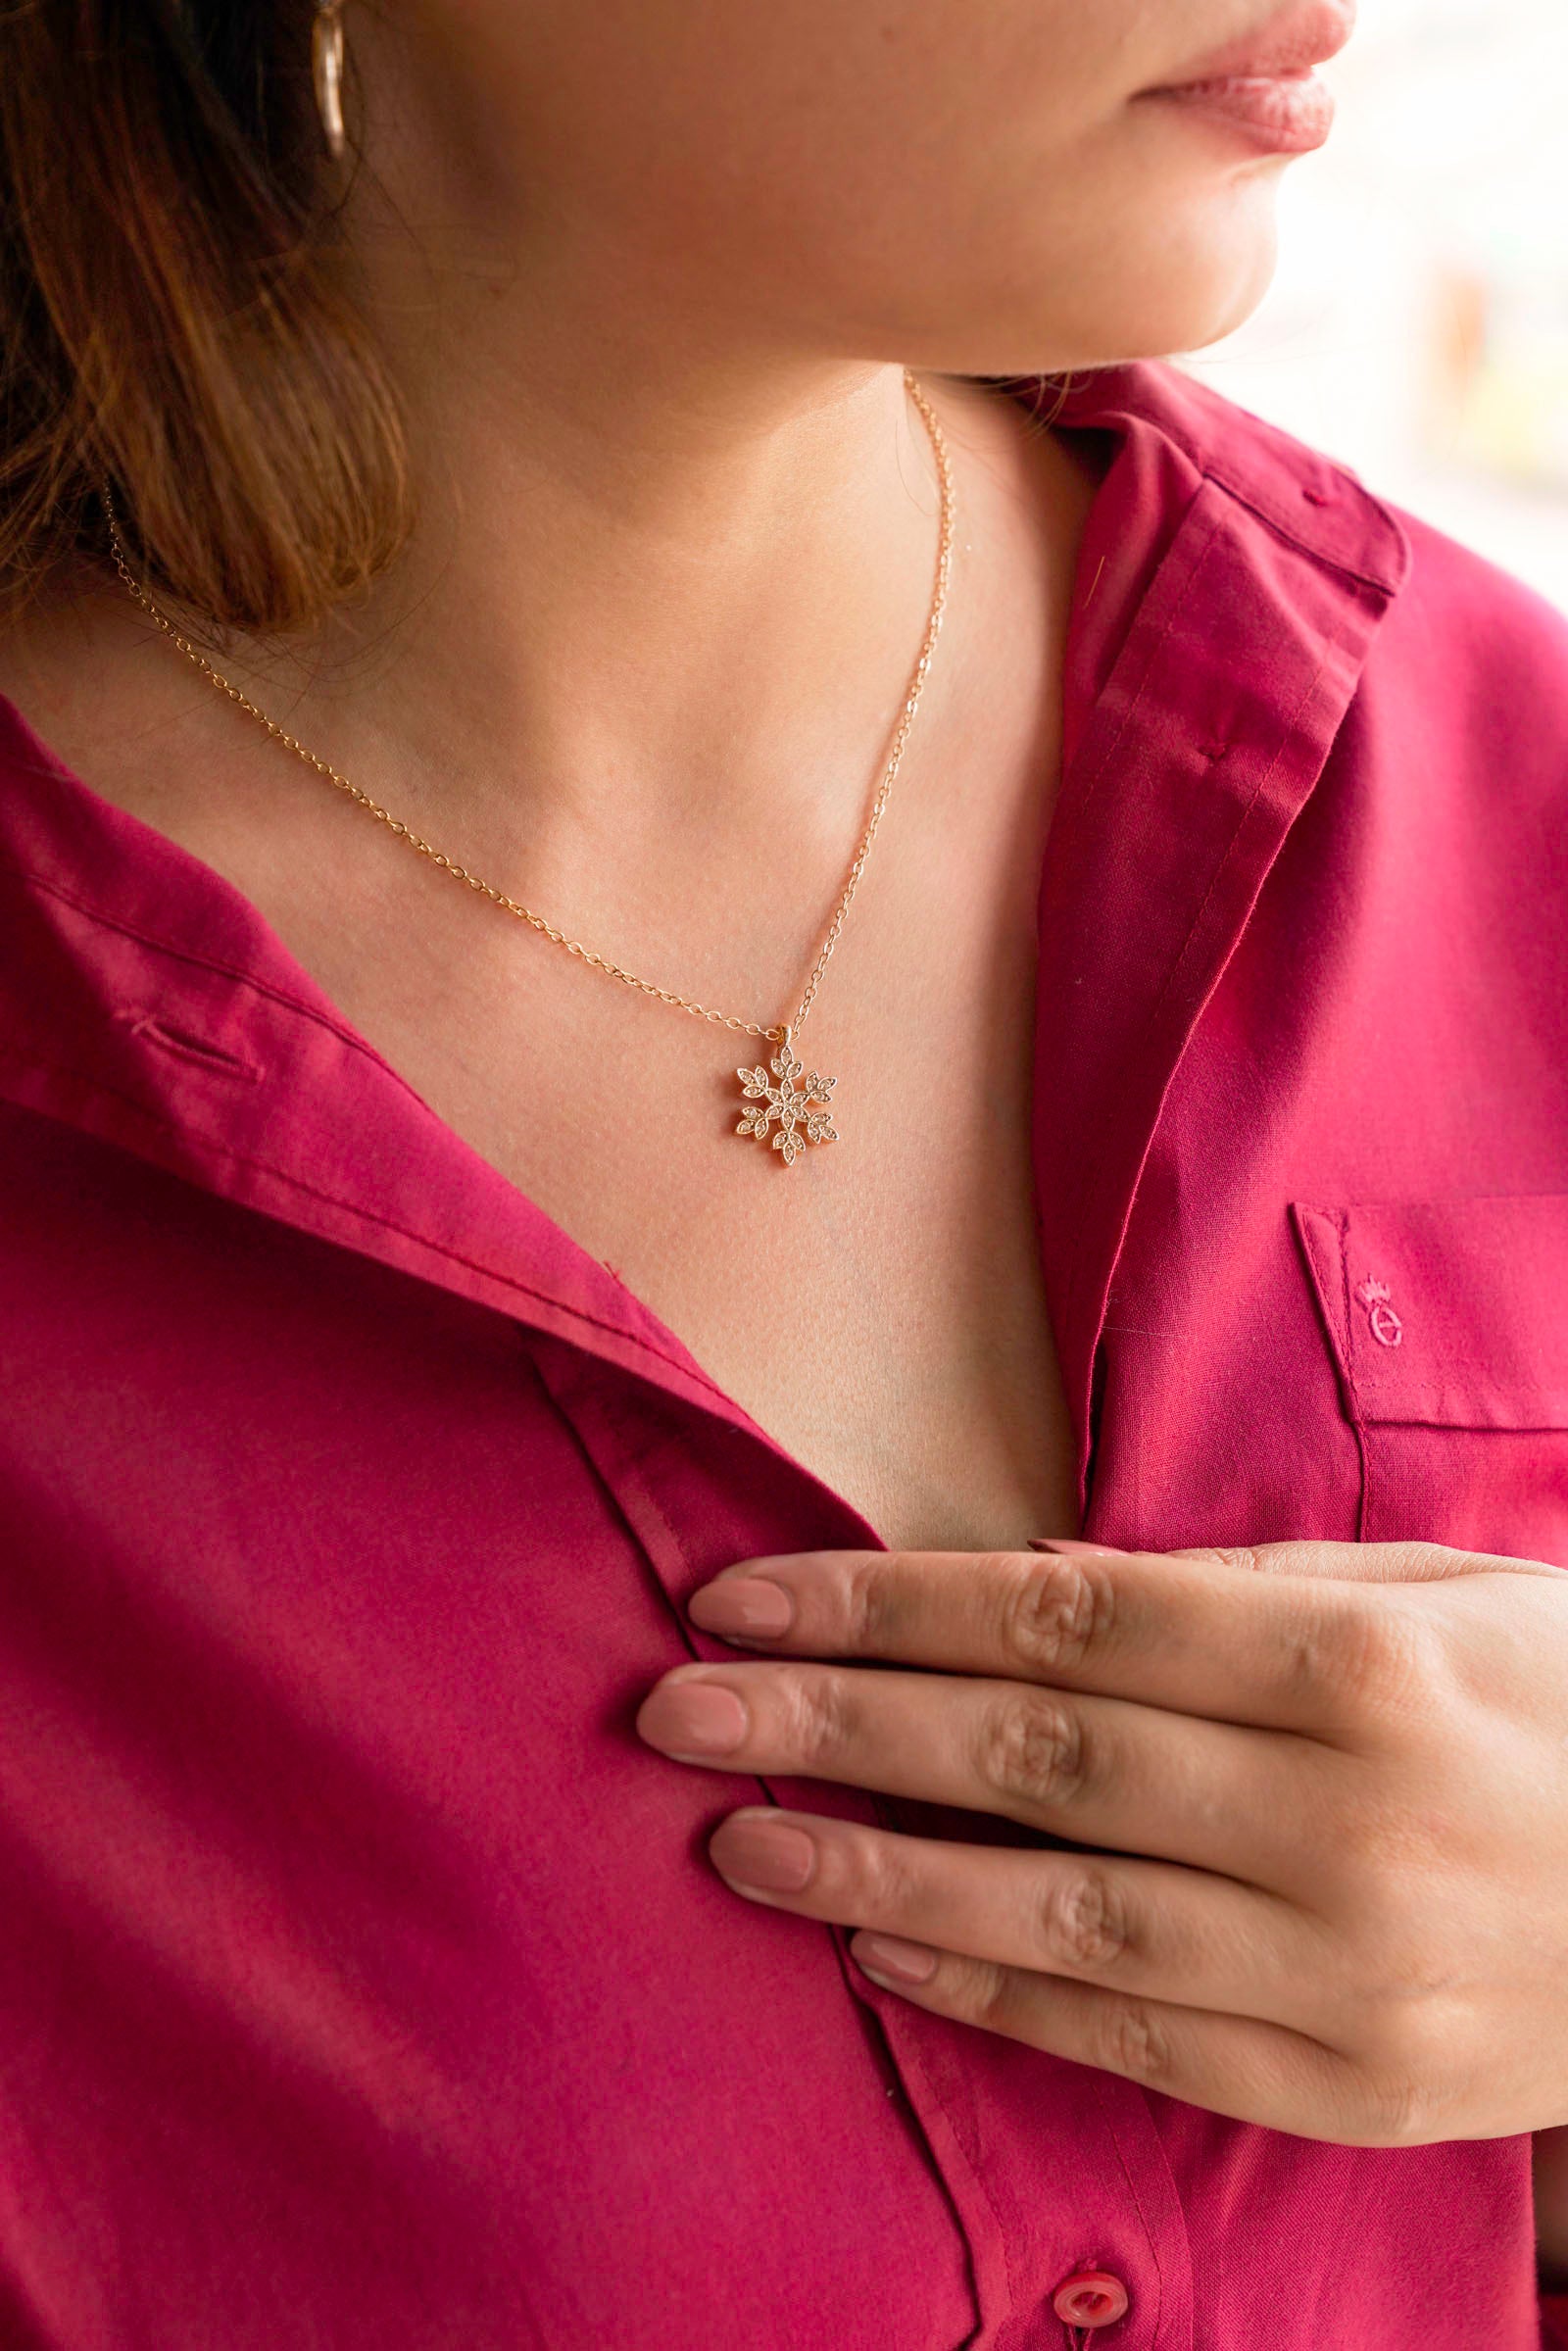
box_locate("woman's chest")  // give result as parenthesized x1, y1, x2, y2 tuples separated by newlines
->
(39, 700, 1083, 1550)
(302, 879, 1083, 1551)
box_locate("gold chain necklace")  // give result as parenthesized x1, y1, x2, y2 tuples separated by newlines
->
(100, 367, 955, 1168)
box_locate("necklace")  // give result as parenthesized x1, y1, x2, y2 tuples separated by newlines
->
(100, 366, 956, 1169)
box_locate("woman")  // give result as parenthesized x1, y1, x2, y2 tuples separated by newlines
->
(4, 0, 1568, 2342)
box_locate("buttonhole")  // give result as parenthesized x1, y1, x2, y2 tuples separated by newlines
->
(115, 1009, 265, 1083)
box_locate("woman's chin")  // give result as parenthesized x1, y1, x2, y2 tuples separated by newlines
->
(1048, 225, 1283, 372)
(894, 199, 1282, 383)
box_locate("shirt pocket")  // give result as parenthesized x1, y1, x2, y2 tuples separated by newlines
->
(1292, 1196, 1568, 1565)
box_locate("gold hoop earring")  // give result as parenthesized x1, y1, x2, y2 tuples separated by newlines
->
(313, 0, 347, 162)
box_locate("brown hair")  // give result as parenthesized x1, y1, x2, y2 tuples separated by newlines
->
(0, 0, 412, 643)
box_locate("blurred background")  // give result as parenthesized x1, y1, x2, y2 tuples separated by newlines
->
(1175, 0, 1568, 611)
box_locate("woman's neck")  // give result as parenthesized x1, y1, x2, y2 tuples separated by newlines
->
(145, 10, 943, 872)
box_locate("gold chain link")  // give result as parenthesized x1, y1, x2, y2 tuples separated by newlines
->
(100, 367, 955, 1048)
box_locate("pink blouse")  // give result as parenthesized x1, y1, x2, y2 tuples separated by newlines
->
(3, 357, 1568, 2350)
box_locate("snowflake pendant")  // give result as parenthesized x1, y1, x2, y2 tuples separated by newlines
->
(734, 1042, 839, 1167)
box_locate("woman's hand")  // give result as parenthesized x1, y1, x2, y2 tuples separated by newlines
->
(635, 1540, 1568, 2148)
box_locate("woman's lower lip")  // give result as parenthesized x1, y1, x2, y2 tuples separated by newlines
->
(1135, 72, 1336, 155)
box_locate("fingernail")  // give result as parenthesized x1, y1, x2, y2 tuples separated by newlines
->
(688, 1576, 795, 1641)
(637, 1679, 749, 1757)
(854, 1934, 939, 1986)
(1028, 1538, 1126, 1558)
(710, 1814, 817, 1893)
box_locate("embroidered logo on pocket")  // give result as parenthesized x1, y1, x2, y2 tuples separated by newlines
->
(1355, 1278, 1404, 1349)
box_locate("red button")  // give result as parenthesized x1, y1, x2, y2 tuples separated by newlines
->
(1052, 2269, 1130, 2328)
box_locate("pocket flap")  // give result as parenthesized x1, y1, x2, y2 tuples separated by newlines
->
(1293, 1196, 1568, 1429)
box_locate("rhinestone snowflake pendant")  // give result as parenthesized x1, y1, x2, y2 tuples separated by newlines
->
(734, 1040, 839, 1167)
